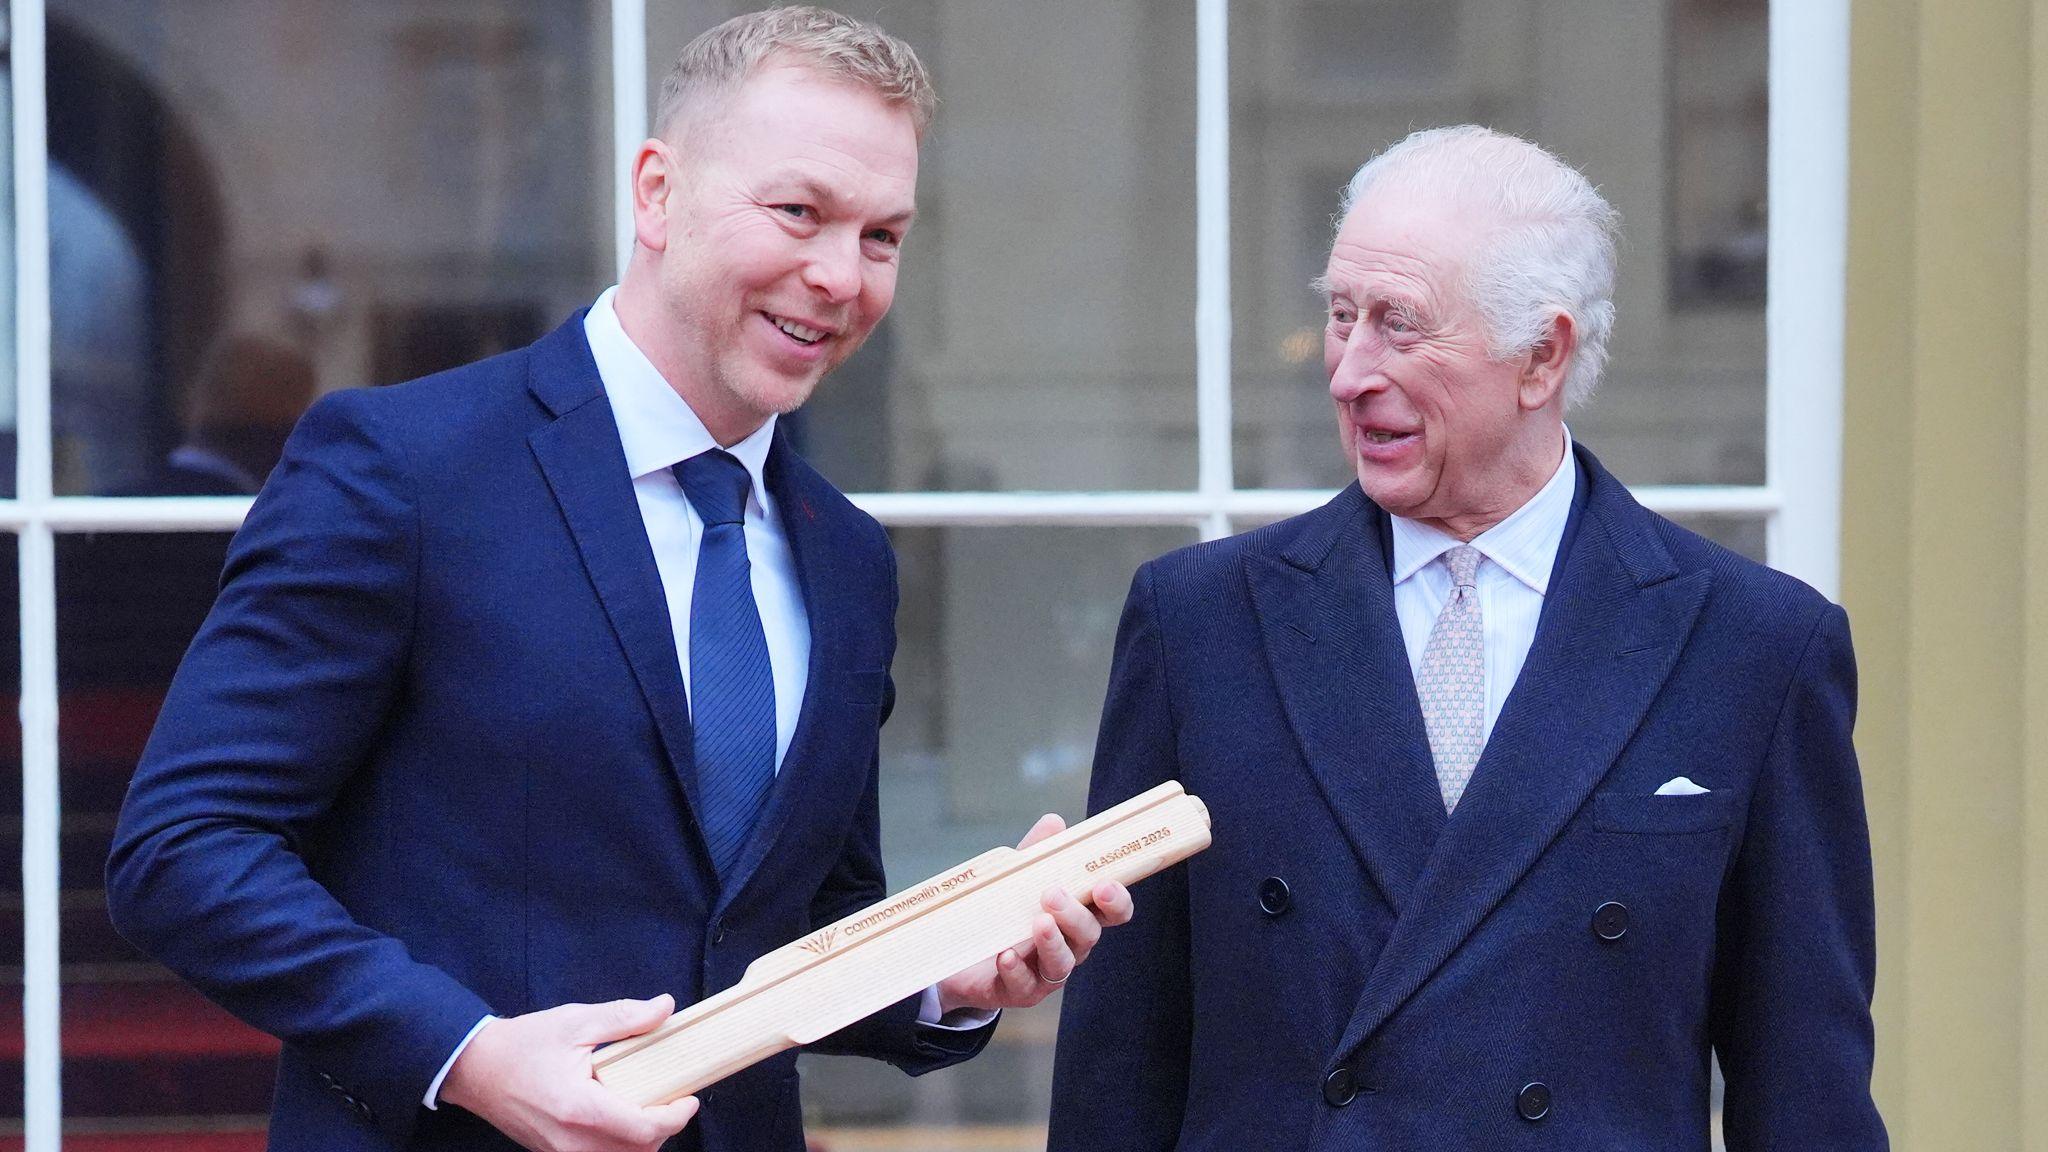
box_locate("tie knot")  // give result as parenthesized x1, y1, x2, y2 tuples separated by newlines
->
(674, 450, 752, 527)
(1444, 545, 1481, 589)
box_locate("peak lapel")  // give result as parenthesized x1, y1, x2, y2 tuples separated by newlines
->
(713, 432, 853, 913)
(1244, 487, 1446, 913)
(524, 318, 707, 840)
(1331, 455, 1711, 1061)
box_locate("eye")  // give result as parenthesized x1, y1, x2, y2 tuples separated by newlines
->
(774, 204, 814, 220)
(1328, 303, 1356, 326)
(864, 227, 900, 247)
(1384, 311, 1415, 334)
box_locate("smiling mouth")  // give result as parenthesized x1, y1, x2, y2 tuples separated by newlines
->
(1361, 429, 1417, 444)
(764, 312, 829, 346)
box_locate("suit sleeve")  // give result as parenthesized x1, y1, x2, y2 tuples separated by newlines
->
(1047, 561, 1193, 1152)
(801, 532, 995, 1073)
(1711, 603, 1888, 1149)
(105, 390, 493, 1146)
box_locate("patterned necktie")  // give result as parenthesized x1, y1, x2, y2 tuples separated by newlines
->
(673, 449, 777, 879)
(1417, 545, 1485, 813)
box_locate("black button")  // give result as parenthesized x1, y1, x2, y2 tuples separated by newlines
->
(1592, 901, 1630, 942)
(1517, 1081, 1552, 1121)
(1323, 1066, 1356, 1107)
(711, 920, 727, 945)
(1258, 877, 1292, 917)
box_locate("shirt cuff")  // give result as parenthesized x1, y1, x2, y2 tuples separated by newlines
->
(424, 1014, 498, 1109)
(917, 985, 997, 1031)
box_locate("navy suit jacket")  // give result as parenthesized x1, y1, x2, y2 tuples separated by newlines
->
(107, 315, 989, 1151)
(1047, 446, 1885, 1151)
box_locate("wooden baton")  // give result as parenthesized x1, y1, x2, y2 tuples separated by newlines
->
(592, 780, 1211, 1106)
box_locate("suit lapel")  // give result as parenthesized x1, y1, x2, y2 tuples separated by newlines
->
(714, 431, 853, 913)
(1245, 486, 1446, 913)
(1332, 449, 1712, 1061)
(524, 316, 707, 842)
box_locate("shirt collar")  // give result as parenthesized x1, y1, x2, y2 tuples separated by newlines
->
(583, 286, 776, 511)
(1389, 426, 1578, 594)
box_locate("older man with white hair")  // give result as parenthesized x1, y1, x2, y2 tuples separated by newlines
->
(1048, 126, 1885, 1150)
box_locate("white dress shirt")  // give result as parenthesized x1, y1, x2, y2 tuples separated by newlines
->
(1389, 428, 1577, 744)
(426, 290, 968, 1109)
(586, 287, 810, 766)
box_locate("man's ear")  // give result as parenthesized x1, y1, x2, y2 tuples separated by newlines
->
(632, 139, 678, 254)
(1519, 311, 1577, 411)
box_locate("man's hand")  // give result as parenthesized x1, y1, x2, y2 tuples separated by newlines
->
(935, 813, 1137, 1014)
(439, 995, 699, 1152)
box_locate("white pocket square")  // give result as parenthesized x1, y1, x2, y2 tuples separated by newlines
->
(1654, 776, 1711, 796)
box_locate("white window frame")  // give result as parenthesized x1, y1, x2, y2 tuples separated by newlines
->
(3, 0, 1847, 1146)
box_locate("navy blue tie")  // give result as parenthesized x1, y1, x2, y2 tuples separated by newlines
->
(673, 449, 776, 880)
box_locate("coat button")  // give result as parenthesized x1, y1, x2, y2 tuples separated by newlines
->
(711, 920, 728, 946)
(1517, 1081, 1552, 1121)
(1323, 1065, 1357, 1107)
(1592, 901, 1630, 942)
(1258, 877, 1292, 917)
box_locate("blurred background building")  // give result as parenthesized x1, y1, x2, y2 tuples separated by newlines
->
(0, 0, 2041, 1149)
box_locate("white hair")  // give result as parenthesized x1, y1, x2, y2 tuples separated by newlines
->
(1337, 125, 1621, 407)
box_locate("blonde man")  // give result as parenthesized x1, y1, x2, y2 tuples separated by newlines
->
(109, 9, 1130, 1152)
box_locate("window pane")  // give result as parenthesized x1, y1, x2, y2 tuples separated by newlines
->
(1230, 0, 1768, 490)
(1, 534, 21, 1129)
(799, 525, 1195, 1144)
(54, 532, 274, 1141)
(48, 2, 612, 497)
(1665, 512, 1767, 564)
(648, 3, 1201, 492)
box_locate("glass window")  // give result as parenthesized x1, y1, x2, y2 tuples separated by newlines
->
(798, 524, 1196, 1144)
(648, 2, 1201, 493)
(15, 1, 1793, 1146)
(1229, 0, 1768, 491)
(54, 532, 278, 1139)
(1666, 513, 1767, 564)
(47, 1, 613, 496)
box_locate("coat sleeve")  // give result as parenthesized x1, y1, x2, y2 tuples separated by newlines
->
(801, 536, 996, 1073)
(1710, 603, 1889, 1149)
(1047, 561, 1193, 1152)
(105, 389, 494, 1147)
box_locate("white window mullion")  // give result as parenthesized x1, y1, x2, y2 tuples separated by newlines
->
(612, 0, 647, 280)
(12, 0, 63, 1147)
(24, 496, 252, 533)
(1765, 0, 1849, 598)
(7, 487, 1787, 535)
(15, 522, 56, 1152)
(1195, 0, 1231, 542)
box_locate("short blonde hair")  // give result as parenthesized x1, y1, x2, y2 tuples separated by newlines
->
(656, 6, 935, 142)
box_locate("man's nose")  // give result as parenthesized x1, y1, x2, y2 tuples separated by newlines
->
(802, 233, 863, 303)
(1328, 330, 1386, 403)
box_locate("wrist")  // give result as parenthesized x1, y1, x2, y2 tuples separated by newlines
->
(437, 1018, 499, 1111)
